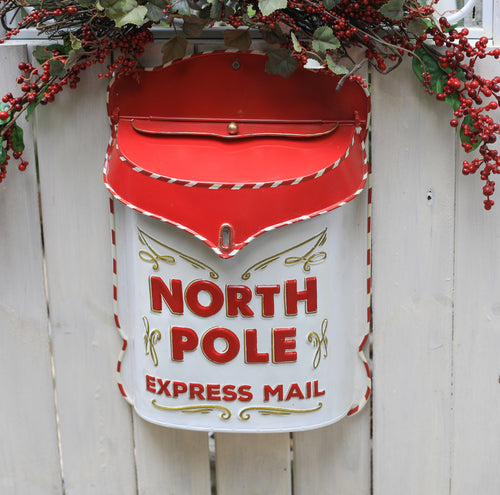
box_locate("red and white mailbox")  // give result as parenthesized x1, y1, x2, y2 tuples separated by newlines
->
(104, 51, 371, 432)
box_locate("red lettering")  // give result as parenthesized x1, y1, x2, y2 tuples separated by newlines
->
(156, 378, 171, 397)
(189, 383, 205, 400)
(173, 381, 188, 397)
(171, 326, 198, 361)
(263, 384, 284, 401)
(244, 329, 269, 363)
(185, 280, 224, 317)
(226, 285, 254, 317)
(222, 384, 238, 401)
(273, 328, 297, 363)
(255, 285, 280, 317)
(150, 277, 183, 314)
(285, 277, 317, 315)
(314, 380, 326, 397)
(206, 384, 221, 400)
(146, 374, 156, 393)
(237, 385, 253, 401)
(202, 327, 240, 364)
(285, 383, 305, 401)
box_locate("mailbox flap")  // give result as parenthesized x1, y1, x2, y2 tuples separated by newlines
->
(104, 51, 370, 258)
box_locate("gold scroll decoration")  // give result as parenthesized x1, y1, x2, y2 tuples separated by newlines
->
(137, 227, 219, 279)
(239, 403, 323, 420)
(143, 316, 161, 366)
(308, 318, 328, 369)
(241, 228, 327, 280)
(152, 400, 231, 420)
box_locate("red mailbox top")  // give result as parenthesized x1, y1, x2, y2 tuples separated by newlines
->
(104, 51, 370, 258)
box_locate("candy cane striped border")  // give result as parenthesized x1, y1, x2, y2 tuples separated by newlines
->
(348, 162, 372, 416)
(110, 124, 363, 190)
(109, 197, 133, 405)
(106, 50, 370, 190)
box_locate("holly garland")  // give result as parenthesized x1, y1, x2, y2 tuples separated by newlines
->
(0, 0, 499, 208)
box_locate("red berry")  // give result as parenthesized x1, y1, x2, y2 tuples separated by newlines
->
(0, 110, 9, 121)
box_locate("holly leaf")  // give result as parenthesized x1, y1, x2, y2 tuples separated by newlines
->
(161, 35, 188, 63)
(49, 59, 67, 78)
(326, 54, 349, 75)
(258, 0, 286, 16)
(145, 1, 164, 21)
(412, 48, 442, 86)
(460, 115, 482, 151)
(182, 15, 208, 37)
(224, 29, 252, 51)
(33, 46, 53, 63)
(291, 31, 302, 53)
(170, 0, 191, 15)
(114, 4, 148, 26)
(209, 0, 222, 20)
(407, 18, 428, 37)
(64, 48, 86, 70)
(260, 24, 288, 44)
(324, 0, 340, 7)
(25, 84, 47, 121)
(265, 48, 298, 78)
(69, 33, 82, 50)
(11, 124, 24, 152)
(312, 26, 340, 56)
(378, 0, 405, 20)
(0, 143, 6, 165)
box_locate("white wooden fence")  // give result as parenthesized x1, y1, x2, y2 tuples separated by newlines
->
(1, 39, 500, 494)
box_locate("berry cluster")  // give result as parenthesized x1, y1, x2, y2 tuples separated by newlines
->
(0, 0, 499, 209)
(0, 0, 153, 182)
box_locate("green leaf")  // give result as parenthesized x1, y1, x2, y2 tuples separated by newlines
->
(146, 1, 164, 21)
(26, 85, 48, 121)
(224, 29, 252, 51)
(312, 26, 340, 56)
(260, 24, 288, 44)
(258, 0, 286, 16)
(114, 4, 148, 26)
(161, 35, 188, 64)
(412, 48, 442, 86)
(69, 33, 82, 50)
(290, 31, 302, 53)
(209, 0, 222, 20)
(0, 143, 6, 165)
(265, 48, 299, 78)
(11, 124, 24, 152)
(247, 4, 256, 17)
(460, 115, 482, 151)
(77, 0, 94, 6)
(49, 59, 67, 78)
(323, 0, 340, 8)
(407, 18, 428, 37)
(326, 54, 349, 75)
(170, 0, 191, 15)
(378, 0, 405, 20)
(182, 15, 208, 37)
(33, 46, 53, 63)
(64, 48, 85, 70)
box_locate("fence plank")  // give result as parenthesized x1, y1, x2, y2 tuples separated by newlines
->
(371, 61, 456, 494)
(451, 53, 500, 494)
(0, 44, 63, 495)
(134, 420, 211, 494)
(215, 433, 292, 495)
(34, 65, 138, 493)
(293, 407, 370, 495)
(292, 189, 371, 495)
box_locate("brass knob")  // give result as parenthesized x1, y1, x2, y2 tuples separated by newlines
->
(227, 122, 239, 135)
